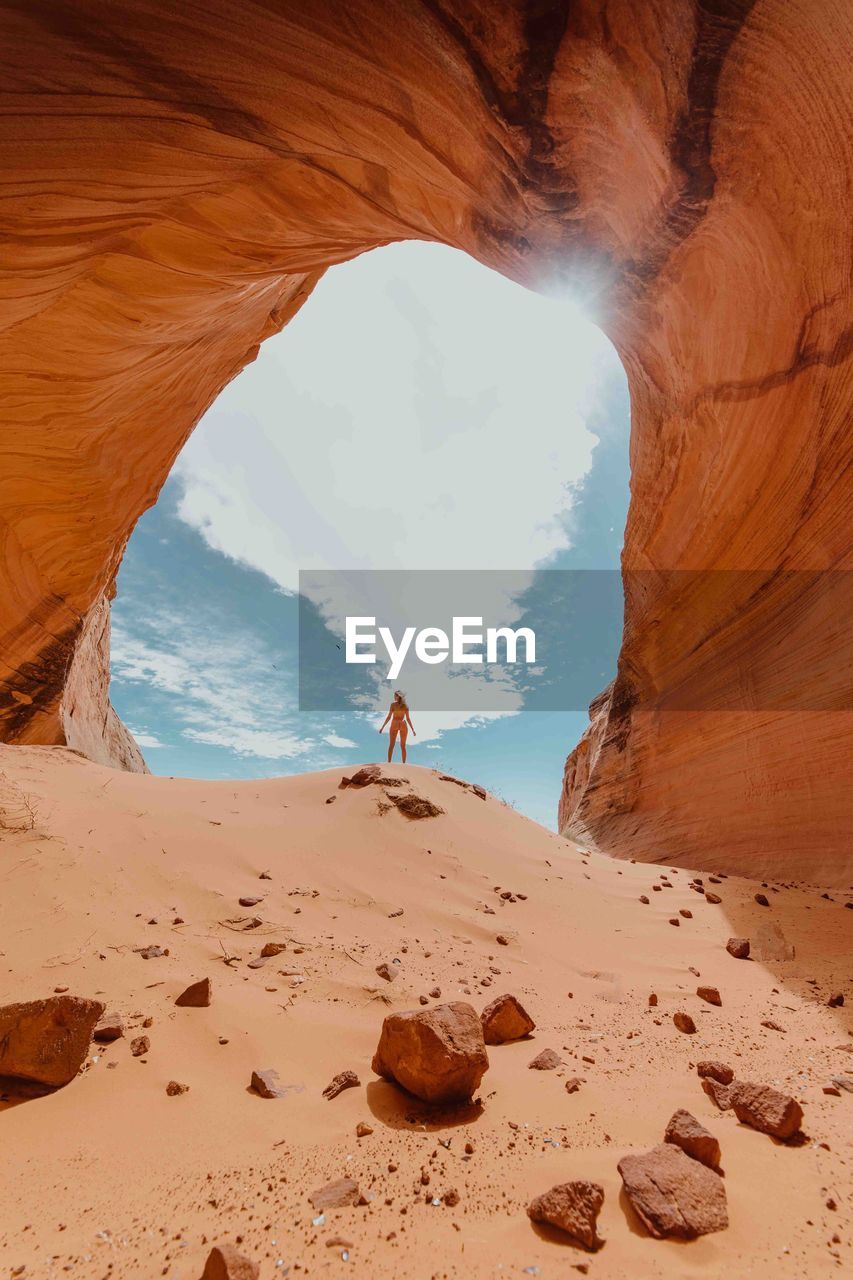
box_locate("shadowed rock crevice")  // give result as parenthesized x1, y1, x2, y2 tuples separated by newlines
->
(652, 0, 760, 277)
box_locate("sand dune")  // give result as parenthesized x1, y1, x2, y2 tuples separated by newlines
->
(0, 746, 849, 1277)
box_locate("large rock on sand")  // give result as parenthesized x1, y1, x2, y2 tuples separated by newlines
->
(730, 1081, 803, 1139)
(200, 1243, 259, 1280)
(527, 1180, 604, 1249)
(0, 996, 104, 1087)
(372, 1002, 488, 1104)
(481, 993, 535, 1044)
(664, 1109, 721, 1169)
(618, 1143, 728, 1239)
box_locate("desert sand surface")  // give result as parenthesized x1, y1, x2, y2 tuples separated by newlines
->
(0, 745, 849, 1279)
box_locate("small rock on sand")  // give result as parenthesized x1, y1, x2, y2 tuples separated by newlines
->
(251, 1068, 286, 1099)
(261, 942, 288, 958)
(480, 993, 535, 1044)
(239, 896, 263, 908)
(309, 1177, 360, 1211)
(754, 893, 770, 907)
(388, 793, 444, 819)
(166, 1080, 189, 1096)
(323, 1070, 360, 1100)
(697, 986, 722, 1006)
(565, 1077, 582, 1094)
(93, 1011, 124, 1042)
(697, 1060, 734, 1085)
(673, 1011, 696, 1034)
(527, 1180, 604, 1249)
(342, 765, 381, 787)
(726, 937, 750, 959)
(528, 1048, 561, 1070)
(200, 1243, 259, 1279)
(130, 1035, 149, 1057)
(375, 962, 398, 982)
(664, 1109, 721, 1169)
(175, 978, 212, 1007)
(618, 1143, 727, 1238)
(355, 1121, 373, 1137)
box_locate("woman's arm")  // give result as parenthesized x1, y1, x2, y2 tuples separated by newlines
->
(406, 710, 416, 735)
(379, 708, 392, 732)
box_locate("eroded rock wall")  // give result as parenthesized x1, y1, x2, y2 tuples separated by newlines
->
(0, 1, 850, 878)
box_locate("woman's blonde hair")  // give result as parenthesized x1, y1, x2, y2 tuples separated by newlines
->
(394, 689, 408, 708)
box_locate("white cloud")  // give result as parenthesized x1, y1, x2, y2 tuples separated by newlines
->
(111, 613, 315, 761)
(184, 726, 311, 758)
(127, 728, 167, 749)
(323, 733, 357, 748)
(174, 242, 620, 589)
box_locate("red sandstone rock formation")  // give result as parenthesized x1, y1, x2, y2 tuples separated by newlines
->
(0, 2, 850, 880)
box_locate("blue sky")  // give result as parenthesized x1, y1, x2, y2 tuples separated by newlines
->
(110, 243, 629, 829)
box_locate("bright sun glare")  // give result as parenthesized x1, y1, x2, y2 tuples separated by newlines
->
(174, 242, 622, 586)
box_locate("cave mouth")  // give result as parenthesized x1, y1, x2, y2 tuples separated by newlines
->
(107, 241, 631, 828)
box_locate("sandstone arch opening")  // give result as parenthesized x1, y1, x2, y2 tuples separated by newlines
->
(1, 1, 849, 884)
(107, 240, 631, 828)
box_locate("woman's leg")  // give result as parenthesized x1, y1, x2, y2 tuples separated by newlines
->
(388, 724, 398, 762)
(399, 721, 408, 763)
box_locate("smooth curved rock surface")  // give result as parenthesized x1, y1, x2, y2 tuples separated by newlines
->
(0, 2, 850, 881)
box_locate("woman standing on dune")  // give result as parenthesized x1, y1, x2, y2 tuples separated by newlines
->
(380, 690, 416, 763)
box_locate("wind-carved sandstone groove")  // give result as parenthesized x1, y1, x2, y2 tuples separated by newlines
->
(0, 1, 850, 881)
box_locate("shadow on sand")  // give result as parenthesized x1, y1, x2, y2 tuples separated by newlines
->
(0, 1074, 55, 1112)
(365, 1078, 485, 1131)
